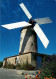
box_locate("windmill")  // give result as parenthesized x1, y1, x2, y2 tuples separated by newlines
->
(1, 3, 52, 54)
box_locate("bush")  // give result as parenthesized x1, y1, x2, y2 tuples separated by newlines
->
(3, 62, 35, 70)
(21, 63, 35, 70)
(3, 63, 16, 69)
(16, 64, 21, 70)
(39, 55, 56, 79)
(0, 61, 3, 68)
(16, 62, 35, 70)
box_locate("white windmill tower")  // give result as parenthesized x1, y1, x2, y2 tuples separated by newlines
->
(1, 3, 52, 68)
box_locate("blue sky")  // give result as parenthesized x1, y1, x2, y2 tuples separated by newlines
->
(0, 0, 56, 61)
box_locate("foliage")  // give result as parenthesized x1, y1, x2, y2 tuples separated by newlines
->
(3, 63, 16, 69)
(3, 61, 35, 70)
(16, 63, 21, 69)
(16, 62, 35, 70)
(25, 73, 56, 79)
(20, 63, 35, 70)
(39, 55, 56, 79)
(0, 61, 3, 68)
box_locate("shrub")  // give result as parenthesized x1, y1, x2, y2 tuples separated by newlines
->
(16, 64, 21, 69)
(39, 55, 56, 79)
(0, 61, 3, 68)
(20, 63, 35, 70)
(3, 62, 35, 70)
(16, 62, 35, 70)
(3, 63, 16, 69)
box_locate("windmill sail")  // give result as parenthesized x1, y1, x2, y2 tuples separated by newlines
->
(1, 21, 31, 30)
(33, 24, 49, 48)
(20, 3, 32, 19)
(34, 17, 52, 25)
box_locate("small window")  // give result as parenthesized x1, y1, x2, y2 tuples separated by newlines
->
(31, 43, 33, 46)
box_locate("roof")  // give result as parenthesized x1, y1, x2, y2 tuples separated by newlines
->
(4, 52, 50, 60)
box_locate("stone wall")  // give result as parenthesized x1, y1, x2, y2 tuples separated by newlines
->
(18, 53, 31, 64)
(3, 53, 31, 66)
(3, 53, 37, 68)
(7, 57, 16, 65)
